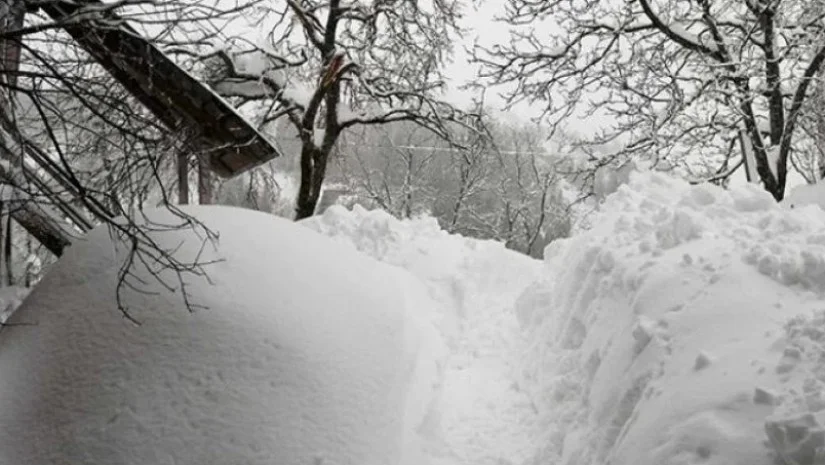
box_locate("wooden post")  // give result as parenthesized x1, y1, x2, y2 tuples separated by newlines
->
(0, 2, 74, 256)
(197, 156, 213, 205)
(178, 152, 190, 204)
(1, 1, 25, 86)
(4, 206, 12, 286)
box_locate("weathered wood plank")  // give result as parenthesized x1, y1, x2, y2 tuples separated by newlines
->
(0, 0, 75, 256)
(39, 0, 282, 178)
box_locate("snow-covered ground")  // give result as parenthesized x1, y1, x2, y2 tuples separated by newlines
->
(1, 171, 825, 464)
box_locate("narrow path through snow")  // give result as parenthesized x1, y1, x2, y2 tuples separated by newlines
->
(304, 206, 542, 465)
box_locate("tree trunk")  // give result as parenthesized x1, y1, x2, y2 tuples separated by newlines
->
(178, 152, 189, 204)
(816, 72, 825, 180)
(295, 145, 328, 220)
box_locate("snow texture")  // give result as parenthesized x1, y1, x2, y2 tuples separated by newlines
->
(303, 205, 543, 465)
(516, 171, 825, 465)
(785, 182, 825, 211)
(3, 170, 825, 465)
(0, 206, 439, 465)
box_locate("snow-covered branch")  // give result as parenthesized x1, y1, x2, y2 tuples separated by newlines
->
(475, 0, 825, 200)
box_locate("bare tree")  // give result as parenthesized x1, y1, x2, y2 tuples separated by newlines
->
(191, 0, 478, 218)
(475, 0, 825, 200)
(488, 122, 570, 257)
(335, 116, 570, 257)
(334, 123, 439, 218)
(0, 0, 266, 319)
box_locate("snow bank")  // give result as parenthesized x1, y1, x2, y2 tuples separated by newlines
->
(785, 182, 825, 211)
(0, 206, 438, 465)
(515, 171, 825, 465)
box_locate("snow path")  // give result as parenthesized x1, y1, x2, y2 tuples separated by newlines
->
(305, 206, 542, 465)
(422, 246, 540, 465)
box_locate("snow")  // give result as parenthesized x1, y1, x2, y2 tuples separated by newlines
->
(593, 161, 636, 201)
(516, 171, 825, 465)
(303, 205, 543, 465)
(0, 206, 440, 465)
(767, 146, 780, 179)
(211, 59, 315, 110)
(670, 22, 719, 53)
(784, 182, 825, 210)
(3, 171, 825, 464)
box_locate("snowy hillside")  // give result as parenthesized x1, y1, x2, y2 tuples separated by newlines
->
(1, 172, 825, 464)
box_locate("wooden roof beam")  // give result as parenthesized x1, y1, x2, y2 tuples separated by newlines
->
(38, 0, 282, 178)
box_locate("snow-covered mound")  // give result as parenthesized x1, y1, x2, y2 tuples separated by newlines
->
(516, 172, 825, 465)
(0, 206, 440, 465)
(785, 182, 825, 211)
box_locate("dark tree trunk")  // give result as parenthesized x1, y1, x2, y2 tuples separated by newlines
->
(295, 144, 329, 220)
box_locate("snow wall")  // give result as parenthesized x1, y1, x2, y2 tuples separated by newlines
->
(517, 171, 825, 465)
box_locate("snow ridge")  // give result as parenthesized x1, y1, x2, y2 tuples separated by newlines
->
(515, 171, 825, 465)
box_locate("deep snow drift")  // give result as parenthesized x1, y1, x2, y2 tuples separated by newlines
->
(0, 207, 442, 465)
(517, 172, 825, 465)
(2, 172, 825, 465)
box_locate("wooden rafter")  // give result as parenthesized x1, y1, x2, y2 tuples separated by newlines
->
(0, 0, 284, 255)
(38, 0, 281, 177)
